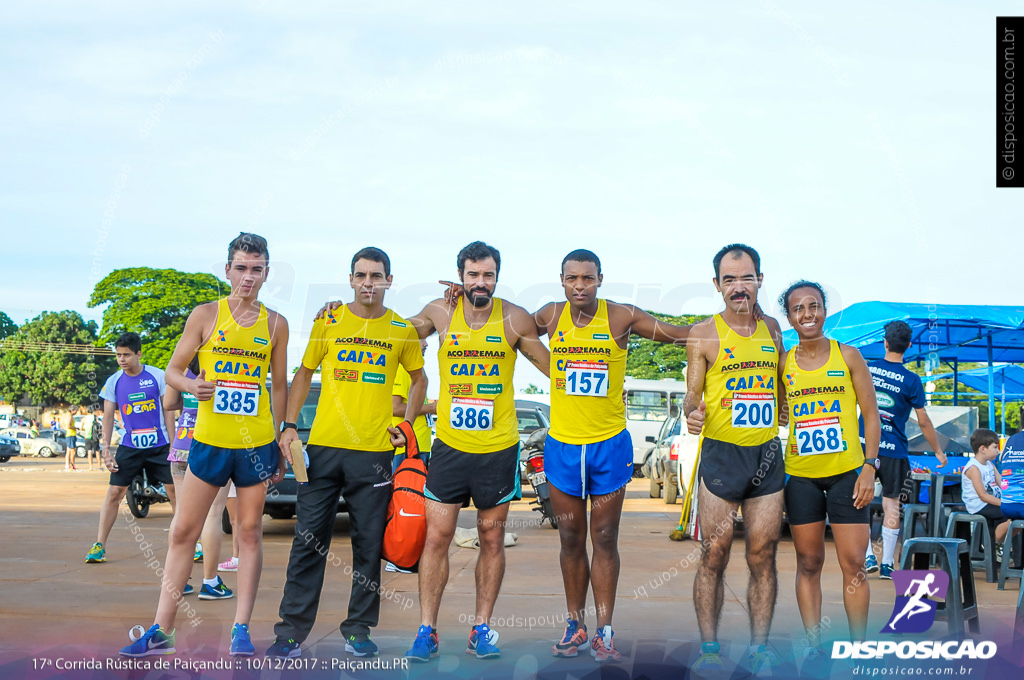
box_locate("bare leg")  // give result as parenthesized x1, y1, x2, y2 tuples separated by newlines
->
(474, 502, 511, 625)
(202, 485, 230, 580)
(996, 519, 1011, 544)
(741, 490, 783, 645)
(589, 486, 626, 628)
(232, 481, 267, 626)
(832, 523, 871, 641)
(693, 481, 738, 644)
(97, 486, 129, 545)
(418, 501, 460, 627)
(165, 482, 176, 514)
(226, 496, 240, 560)
(154, 471, 220, 630)
(550, 485, 590, 623)
(791, 522, 826, 644)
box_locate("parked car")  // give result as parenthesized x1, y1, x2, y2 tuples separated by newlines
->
(0, 434, 21, 463)
(623, 378, 686, 465)
(647, 416, 683, 503)
(0, 427, 66, 458)
(223, 374, 346, 532)
(515, 403, 551, 487)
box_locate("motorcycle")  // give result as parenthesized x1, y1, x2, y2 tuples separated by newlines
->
(126, 470, 170, 518)
(523, 428, 557, 528)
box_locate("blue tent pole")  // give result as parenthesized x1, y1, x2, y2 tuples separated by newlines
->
(987, 335, 995, 429)
(1002, 379, 1006, 438)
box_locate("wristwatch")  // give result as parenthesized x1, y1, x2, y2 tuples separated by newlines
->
(280, 421, 297, 433)
(863, 458, 880, 470)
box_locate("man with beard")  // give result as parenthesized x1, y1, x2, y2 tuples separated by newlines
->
(403, 241, 549, 661)
(683, 244, 788, 676)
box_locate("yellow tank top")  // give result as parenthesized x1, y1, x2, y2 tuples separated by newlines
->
(783, 340, 864, 477)
(194, 298, 275, 449)
(436, 298, 518, 453)
(549, 299, 627, 444)
(703, 314, 779, 446)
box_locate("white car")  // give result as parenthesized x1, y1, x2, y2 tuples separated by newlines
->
(0, 427, 66, 458)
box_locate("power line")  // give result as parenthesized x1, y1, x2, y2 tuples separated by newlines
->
(0, 340, 114, 356)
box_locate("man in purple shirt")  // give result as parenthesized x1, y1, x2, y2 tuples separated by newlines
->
(86, 332, 177, 563)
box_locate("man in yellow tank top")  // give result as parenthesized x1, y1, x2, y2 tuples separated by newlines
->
(268, 247, 426, 660)
(120, 233, 290, 659)
(400, 241, 549, 661)
(683, 244, 788, 674)
(533, 249, 695, 662)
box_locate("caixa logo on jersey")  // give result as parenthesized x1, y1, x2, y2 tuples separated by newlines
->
(832, 570, 997, 660)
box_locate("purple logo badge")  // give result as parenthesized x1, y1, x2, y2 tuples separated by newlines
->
(882, 569, 949, 634)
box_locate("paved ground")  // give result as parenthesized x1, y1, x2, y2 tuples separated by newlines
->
(1, 455, 1021, 679)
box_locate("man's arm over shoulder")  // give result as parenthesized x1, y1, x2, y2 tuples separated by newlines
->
(533, 301, 559, 338)
(610, 302, 693, 345)
(409, 299, 448, 340)
(682, 319, 716, 418)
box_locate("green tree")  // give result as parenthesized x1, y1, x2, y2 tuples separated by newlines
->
(89, 268, 224, 369)
(625, 312, 708, 380)
(0, 311, 16, 340)
(0, 311, 115, 407)
(522, 383, 544, 394)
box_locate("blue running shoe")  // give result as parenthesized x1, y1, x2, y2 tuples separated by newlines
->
(405, 625, 439, 662)
(865, 554, 879, 574)
(553, 618, 588, 657)
(198, 576, 233, 600)
(467, 624, 500, 659)
(879, 563, 894, 580)
(345, 634, 379, 657)
(183, 579, 194, 596)
(266, 637, 301, 658)
(748, 644, 778, 677)
(693, 641, 724, 674)
(230, 623, 255, 656)
(86, 542, 106, 563)
(120, 624, 175, 657)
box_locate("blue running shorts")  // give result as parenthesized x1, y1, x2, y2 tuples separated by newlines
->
(545, 428, 633, 498)
(187, 440, 280, 488)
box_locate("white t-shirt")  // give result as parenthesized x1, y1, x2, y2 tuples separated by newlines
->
(962, 456, 1000, 515)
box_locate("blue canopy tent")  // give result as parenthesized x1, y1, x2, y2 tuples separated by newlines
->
(781, 302, 1024, 430)
(921, 364, 1024, 436)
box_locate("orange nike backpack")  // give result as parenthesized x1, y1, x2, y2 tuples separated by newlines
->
(382, 421, 427, 571)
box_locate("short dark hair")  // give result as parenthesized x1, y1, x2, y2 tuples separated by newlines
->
(970, 428, 1000, 453)
(778, 280, 827, 315)
(561, 249, 601, 275)
(228, 232, 269, 265)
(115, 332, 141, 354)
(457, 241, 501, 277)
(884, 320, 913, 354)
(713, 243, 761, 280)
(351, 247, 391, 278)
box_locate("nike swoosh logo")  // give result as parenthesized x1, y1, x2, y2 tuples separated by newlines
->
(398, 509, 423, 518)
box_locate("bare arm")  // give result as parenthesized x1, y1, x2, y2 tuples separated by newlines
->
(392, 394, 437, 418)
(532, 302, 559, 339)
(844, 344, 878, 509)
(163, 382, 184, 412)
(278, 364, 313, 466)
(165, 304, 216, 400)
(617, 303, 694, 345)
(405, 368, 428, 424)
(683, 321, 714, 434)
(101, 400, 116, 467)
(916, 407, 948, 467)
(163, 409, 177, 447)
(765, 317, 789, 427)
(964, 466, 1002, 506)
(409, 299, 448, 340)
(268, 311, 290, 438)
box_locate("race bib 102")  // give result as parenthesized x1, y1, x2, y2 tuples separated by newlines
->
(213, 380, 260, 416)
(795, 416, 845, 456)
(564, 361, 609, 397)
(131, 428, 159, 449)
(731, 392, 776, 428)
(449, 397, 494, 431)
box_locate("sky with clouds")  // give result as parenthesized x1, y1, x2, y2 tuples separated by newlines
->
(1, 1, 1020, 392)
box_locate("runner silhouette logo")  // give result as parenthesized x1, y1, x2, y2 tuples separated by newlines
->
(882, 569, 949, 634)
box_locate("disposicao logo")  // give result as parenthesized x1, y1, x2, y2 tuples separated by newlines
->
(884, 569, 947, 634)
(831, 569, 997, 660)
